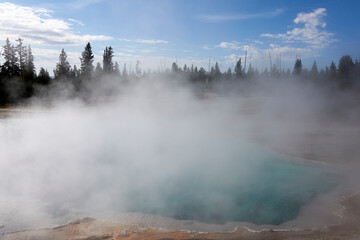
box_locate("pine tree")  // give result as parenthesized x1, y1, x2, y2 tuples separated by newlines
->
(214, 62, 221, 79)
(94, 62, 103, 79)
(338, 55, 354, 80)
(54, 49, 71, 79)
(70, 65, 80, 78)
(22, 45, 36, 98)
(329, 61, 337, 79)
(15, 37, 27, 73)
(37, 67, 51, 85)
(293, 58, 302, 75)
(325, 66, 330, 76)
(234, 58, 243, 78)
(114, 62, 120, 75)
(80, 42, 94, 78)
(2, 38, 20, 77)
(226, 68, 232, 80)
(71, 64, 82, 91)
(198, 67, 206, 82)
(135, 60, 141, 76)
(191, 66, 199, 82)
(95, 62, 102, 72)
(311, 60, 319, 76)
(103, 46, 114, 73)
(24, 45, 35, 77)
(210, 66, 215, 80)
(171, 62, 178, 73)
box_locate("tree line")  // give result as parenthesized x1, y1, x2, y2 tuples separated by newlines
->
(0, 38, 359, 105)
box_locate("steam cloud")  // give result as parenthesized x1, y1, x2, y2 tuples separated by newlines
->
(0, 75, 359, 232)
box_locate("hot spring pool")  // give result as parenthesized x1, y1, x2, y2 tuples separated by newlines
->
(0, 113, 340, 229)
(125, 155, 339, 225)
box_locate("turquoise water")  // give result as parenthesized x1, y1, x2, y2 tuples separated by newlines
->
(127, 154, 339, 225)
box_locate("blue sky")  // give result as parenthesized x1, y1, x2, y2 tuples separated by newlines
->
(0, 0, 359, 73)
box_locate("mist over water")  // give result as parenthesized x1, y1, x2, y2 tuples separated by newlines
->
(0, 77, 354, 232)
(127, 156, 337, 225)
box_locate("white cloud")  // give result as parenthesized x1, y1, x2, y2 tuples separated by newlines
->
(199, 9, 284, 22)
(65, 0, 104, 9)
(0, 2, 112, 46)
(68, 18, 84, 26)
(260, 34, 274, 38)
(119, 38, 168, 44)
(224, 54, 240, 61)
(294, 8, 327, 27)
(136, 39, 168, 44)
(223, 45, 261, 64)
(268, 45, 313, 60)
(217, 41, 242, 50)
(261, 8, 336, 49)
(201, 45, 211, 50)
(254, 40, 264, 45)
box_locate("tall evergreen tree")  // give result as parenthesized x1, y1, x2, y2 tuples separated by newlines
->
(226, 67, 232, 80)
(310, 60, 319, 76)
(80, 42, 94, 78)
(214, 62, 221, 79)
(54, 49, 71, 79)
(22, 45, 36, 98)
(171, 62, 179, 73)
(329, 61, 337, 79)
(198, 67, 206, 82)
(2, 38, 20, 77)
(210, 66, 215, 80)
(293, 58, 302, 75)
(15, 37, 27, 73)
(24, 45, 35, 77)
(338, 55, 355, 80)
(70, 65, 80, 78)
(103, 46, 114, 73)
(234, 58, 243, 78)
(114, 62, 120, 75)
(135, 60, 141, 76)
(37, 67, 51, 85)
(94, 62, 103, 79)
